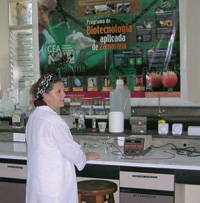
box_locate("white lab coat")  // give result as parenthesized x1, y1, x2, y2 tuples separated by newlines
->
(25, 106, 86, 203)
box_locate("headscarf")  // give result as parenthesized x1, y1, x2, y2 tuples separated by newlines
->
(35, 73, 57, 100)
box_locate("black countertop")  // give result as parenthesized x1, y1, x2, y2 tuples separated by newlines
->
(0, 125, 199, 140)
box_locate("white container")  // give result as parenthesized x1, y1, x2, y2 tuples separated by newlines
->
(109, 112, 124, 133)
(0, 90, 15, 116)
(110, 79, 131, 119)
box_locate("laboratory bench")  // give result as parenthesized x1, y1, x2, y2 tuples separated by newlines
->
(1, 106, 200, 202)
(0, 130, 200, 203)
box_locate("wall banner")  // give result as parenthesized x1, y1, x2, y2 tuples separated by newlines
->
(39, 0, 180, 98)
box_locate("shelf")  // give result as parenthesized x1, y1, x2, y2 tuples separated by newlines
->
(85, 115, 108, 119)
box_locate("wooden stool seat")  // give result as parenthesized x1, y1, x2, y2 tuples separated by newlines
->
(78, 180, 117, 203)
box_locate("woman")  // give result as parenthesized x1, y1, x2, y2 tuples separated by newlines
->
(25, 73, 100, 203)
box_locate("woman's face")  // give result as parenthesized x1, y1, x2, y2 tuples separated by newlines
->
(43, 82, 65, 111)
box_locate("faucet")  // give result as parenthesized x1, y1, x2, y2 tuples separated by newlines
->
(158, 96, 165, 116)
(77, 113, 86, 130)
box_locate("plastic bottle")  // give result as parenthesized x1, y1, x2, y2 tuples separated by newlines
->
(19, 81, 31, 112)
(110, 79, 131, 119)
(25, 100, 35, 124)
(0, 90, 15, 116)
(7, 88, 19, 105)
(12, 104, 24, 128)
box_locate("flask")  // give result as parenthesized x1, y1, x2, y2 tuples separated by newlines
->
(25, 100, 35, 124)
(12, 104, 24, 128)
(77, 113, 86, 129)
(110, 79, 131, 119)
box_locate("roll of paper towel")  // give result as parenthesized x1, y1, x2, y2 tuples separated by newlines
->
(109, 112, 124, 133)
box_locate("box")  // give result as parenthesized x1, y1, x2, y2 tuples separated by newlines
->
(13, 133, 26, 142)
(130, 116, 147, 134)
(188, 126, 200, 136)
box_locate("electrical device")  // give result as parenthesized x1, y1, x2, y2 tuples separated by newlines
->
(124, 135, 152, 156)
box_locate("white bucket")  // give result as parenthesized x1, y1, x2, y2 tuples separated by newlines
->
(109, 112, 124, 133)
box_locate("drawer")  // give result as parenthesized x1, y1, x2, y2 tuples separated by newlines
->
(120, 192, 173, 203)
(120, 171, 174, 191)
(0, 163, 26, 179)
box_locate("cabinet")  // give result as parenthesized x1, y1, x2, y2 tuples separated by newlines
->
(120, 167, 175, 203)
(184, 185, 200, 203)
(0, 160, 26, 203)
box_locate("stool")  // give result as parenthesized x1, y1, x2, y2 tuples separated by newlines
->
(78, 180, 117, 203)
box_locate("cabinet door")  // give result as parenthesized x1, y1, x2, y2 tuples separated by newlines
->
(0, 163, 26, 179)
(0, 181, 26, 203)
(120, 192, 173, 203)
(120, 171, 174, 191)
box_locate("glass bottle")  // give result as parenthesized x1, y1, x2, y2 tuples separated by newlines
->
(92, 117, 96, 129)
(25, 100, 35, 124)
(19, 80, 31, 112)
(12, 104, 24, 128)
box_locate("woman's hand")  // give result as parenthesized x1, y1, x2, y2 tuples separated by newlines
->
(85, 151, 101, 160)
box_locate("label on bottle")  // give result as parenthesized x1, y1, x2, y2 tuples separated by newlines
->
(12, 114, 21, 122)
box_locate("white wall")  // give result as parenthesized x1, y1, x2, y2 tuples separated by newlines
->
(0, 0, 10, 97)
(186, 0, 200, 103)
